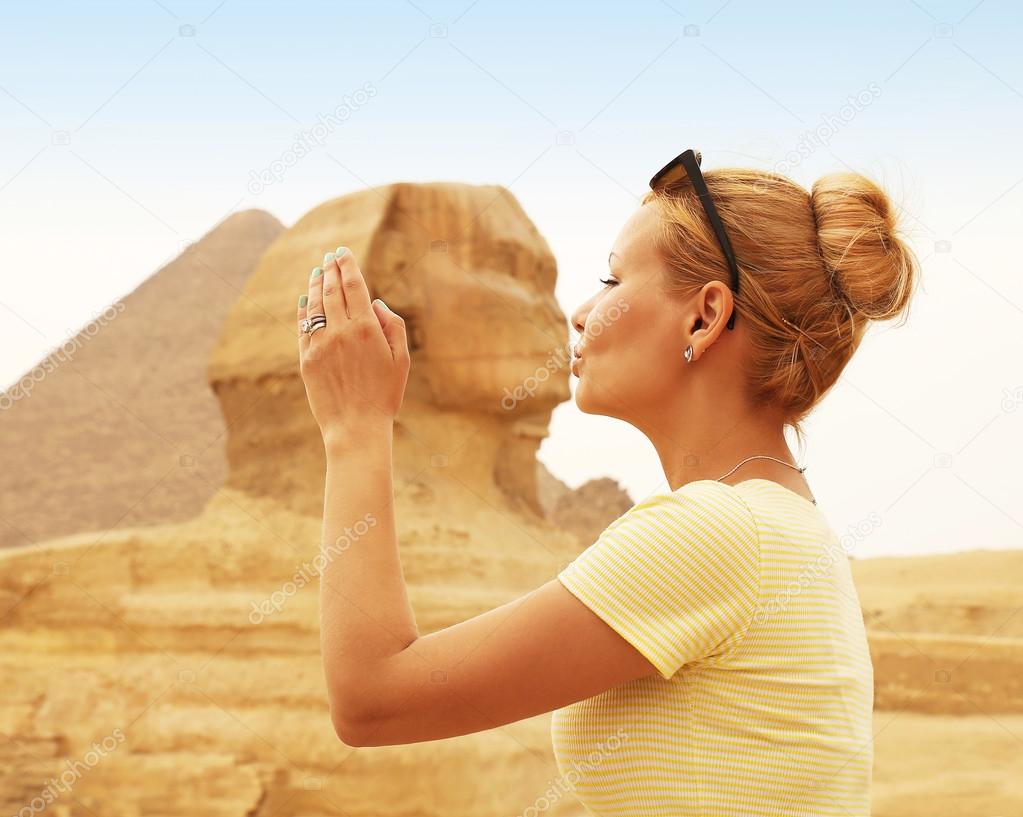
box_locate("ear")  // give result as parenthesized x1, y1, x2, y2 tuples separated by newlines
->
(695, 282, 736, 337)
(688, 281, 734, 349)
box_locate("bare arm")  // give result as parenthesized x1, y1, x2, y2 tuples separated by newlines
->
(297, 245, 658, 747)
(319, 426, 657, 746)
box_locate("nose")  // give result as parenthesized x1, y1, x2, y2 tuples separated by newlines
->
(570, 296, 591, 336)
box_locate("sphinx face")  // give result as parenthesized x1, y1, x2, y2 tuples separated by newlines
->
(369, 187, 570, 416)
(211, 182, 572, 419)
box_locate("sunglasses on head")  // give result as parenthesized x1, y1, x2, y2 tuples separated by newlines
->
(649, 149, 739, 330)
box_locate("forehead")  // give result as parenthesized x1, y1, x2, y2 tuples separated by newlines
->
(611, 201, 661, 263)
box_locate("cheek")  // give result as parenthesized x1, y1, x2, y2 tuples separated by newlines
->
(588, 295, 637, 350)
(588, 306, 651, 382)
(590, 290, 662, 355)
(590, 297, 679, 384)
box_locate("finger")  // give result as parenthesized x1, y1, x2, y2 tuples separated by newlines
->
(296, 294, 306, 353)
(320, 250, 349, 323)
(306, 262, 326, 334)
(372, 298, 410, 368)
(334, 246, 372, 322)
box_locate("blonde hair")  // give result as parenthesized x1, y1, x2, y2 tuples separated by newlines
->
(641, 166, 920, 449)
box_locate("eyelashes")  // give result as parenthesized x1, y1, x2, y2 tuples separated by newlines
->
(599, 277, 619, 287)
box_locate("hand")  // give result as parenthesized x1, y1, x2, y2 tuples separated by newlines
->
(297, 246, 410, 442)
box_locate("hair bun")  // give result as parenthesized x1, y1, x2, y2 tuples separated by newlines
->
(810, 172, 919, 323)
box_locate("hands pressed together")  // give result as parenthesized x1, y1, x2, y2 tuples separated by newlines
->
(297, 246, 410, 447)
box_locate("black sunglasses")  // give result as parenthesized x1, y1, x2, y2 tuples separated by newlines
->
(649, 149, 739, 330)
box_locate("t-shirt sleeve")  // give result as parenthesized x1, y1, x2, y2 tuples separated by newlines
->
(556, 481, 761, 680)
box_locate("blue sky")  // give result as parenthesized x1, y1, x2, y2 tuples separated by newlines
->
(1, 0, 1021, 557)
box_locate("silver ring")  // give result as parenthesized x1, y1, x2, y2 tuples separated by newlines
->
(308, 322, 327, 336)
(300, 314, 327, 334)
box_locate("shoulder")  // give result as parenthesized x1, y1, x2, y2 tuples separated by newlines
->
(614, 479, 760, 540)
(571, 478, 761, 574)
(557, 479, 764, 676)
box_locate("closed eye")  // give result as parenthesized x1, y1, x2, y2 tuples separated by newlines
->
(599, 277, 618, 287)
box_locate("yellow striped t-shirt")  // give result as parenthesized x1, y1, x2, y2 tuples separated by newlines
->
(551, 478, 874, 817)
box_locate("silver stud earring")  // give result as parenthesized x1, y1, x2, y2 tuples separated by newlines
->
(684, 344, 693, 363)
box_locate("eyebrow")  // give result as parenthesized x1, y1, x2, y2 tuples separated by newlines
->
(608, 251, 620, 265)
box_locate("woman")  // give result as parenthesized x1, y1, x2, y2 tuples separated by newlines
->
(296, 149, 919, 816)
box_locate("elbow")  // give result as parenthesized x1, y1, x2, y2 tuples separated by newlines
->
(325, 652, 411, 746)
(329, 690, 374, 746)
(332, 710, 370, 747)
(326, 675, 380, 747)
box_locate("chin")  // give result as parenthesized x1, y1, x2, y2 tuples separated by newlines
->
(572, 378, 600, 415)
(572, 379, 589, 412)
(573, 374, 635, 423)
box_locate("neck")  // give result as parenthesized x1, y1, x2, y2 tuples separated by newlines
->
(641, 403, 797, 493)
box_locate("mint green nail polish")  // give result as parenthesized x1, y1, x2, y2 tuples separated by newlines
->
(311, 267, 322, 278)
(298, 294, 307, 307)
(323, 252, 335, 265)
(335, 246, 347, 257)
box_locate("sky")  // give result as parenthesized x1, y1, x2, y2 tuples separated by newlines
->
(1, 0, 1021, 559)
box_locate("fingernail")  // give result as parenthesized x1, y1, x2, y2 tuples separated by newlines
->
(298, 294, 308, 307)
(335, 246, 348, 257)
(375, 297, 390, 312)
(323, 252, 335, 265)
(311, 267, 322, 279)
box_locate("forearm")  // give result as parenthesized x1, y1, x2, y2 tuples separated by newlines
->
(318, 423, 419, 731)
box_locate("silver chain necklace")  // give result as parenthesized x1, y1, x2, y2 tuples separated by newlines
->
(715, 455, 817, 505)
